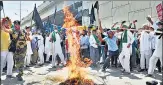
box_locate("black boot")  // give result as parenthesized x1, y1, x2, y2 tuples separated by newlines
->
(146, 80, 158, 85)
(6, 75, 15, 78)
(16, 74, 23, 81)
(146, 74, 153, 77)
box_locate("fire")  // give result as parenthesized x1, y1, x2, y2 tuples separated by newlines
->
(61, 6, 93, 84)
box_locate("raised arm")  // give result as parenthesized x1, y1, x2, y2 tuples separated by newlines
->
(120, 21, 126, 29)
(133, 20, 137, 29)
(98, 19, 103, 33)
(111, 22, 119, 29)
(146, 16, 153, 25)
(2, 26, 12, 33)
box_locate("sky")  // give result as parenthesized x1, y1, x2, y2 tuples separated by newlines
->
(1, 1, 43, 21)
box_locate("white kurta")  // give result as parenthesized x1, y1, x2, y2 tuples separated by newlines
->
(140, 31, 152, 69)
(149, 31, 156, 50)
(54, 33, 62, 54)
(45, 36, 52, 61)
(38, 35, 44, 64)
(26, 32, 33, 55)
(45, 36, 51, 54)
(24, 32, 33, 66)
(140, 31, 152, 54)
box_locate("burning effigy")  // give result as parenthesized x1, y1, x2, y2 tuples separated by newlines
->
(45, 6, 98, 85)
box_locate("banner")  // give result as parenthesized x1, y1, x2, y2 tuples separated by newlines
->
(156, 3, 163, 21)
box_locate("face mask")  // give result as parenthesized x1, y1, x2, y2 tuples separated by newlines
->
(15, 24, 20, 30)
(54, 30, 57, 32)
(103, 32, 107, 36)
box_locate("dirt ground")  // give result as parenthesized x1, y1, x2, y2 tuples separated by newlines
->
(1, 63, 162, 85)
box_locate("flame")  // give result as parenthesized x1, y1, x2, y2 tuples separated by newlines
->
(62, 6, 92, 81)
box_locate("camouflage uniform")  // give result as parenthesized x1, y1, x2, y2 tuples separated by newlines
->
(11, 29, 27, 78)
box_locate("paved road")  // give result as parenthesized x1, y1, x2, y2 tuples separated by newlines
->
(1, 63, 162, 85)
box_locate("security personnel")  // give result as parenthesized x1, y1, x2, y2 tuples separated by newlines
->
(4, 20, 27, 81)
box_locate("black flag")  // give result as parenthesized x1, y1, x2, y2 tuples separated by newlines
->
(94, 1, 99, 11)
(90, 4, 96, 24)
(32, 4, 44, 32)
(0, 1, 3, 11)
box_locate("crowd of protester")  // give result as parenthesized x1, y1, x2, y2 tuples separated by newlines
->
(1, 16, 162, 82)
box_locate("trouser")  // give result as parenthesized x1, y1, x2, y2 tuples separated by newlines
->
(148, 54, 162, 74)
(152, 49, 161, 71)
(24, 54, 31, 66)
(130, 53, 137, 70)
(62, 45, 66, 59)
(31, 49, 38, 64)
(46, 53, 51, 62)
(103, 50, 119, 69)
(1, 51, 14, 75)
(90, 46, 100, 66)
(44, 53, 46, 62)
(14, 53, 25, 77)
(81, 48, 89, 59)
(119, 50, 131, 72)
(140, 51, 152, 69)
(100, 45, 106, 63)
(52, 52, 65, 67)
(38, 50, 44, 64)
(136, 50, 140, 65)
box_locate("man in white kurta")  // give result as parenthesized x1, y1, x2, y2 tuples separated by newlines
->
(50, 30, 65, 67)
(24, 27, 33, 67)
(37, 32, 44, 65)
(119, 26, 134, 73)
(139, 29, 152, 72)
(147, 23, 163, 77)
(147, 34, 162, 76)
(44, 33, 52, 63)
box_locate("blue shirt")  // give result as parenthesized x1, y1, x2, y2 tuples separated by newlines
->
(80, 35, 89, 49)
(104, 36, 118, 51)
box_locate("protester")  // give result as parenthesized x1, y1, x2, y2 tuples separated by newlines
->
(44, 33, 51, 63)
(130, 34, 138, 70)
(147, 21, 163, 77)
(31, 28, 39, 65)
(89, 29, 100, 67)
(24, 26, 33, 67)
(1, 17, 14, 78)
(36, 30, 44, 66)
(139, 25, 152, 72)
(80, 30, 90, 59)
(50, 27, 66, 68)
(102, 30, 119, 72)
(118, 24, 134, 74)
